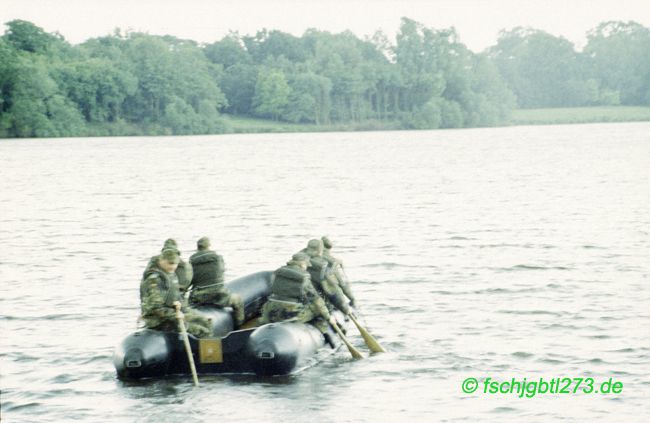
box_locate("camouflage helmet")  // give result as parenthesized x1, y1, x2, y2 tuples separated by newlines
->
(307, 239, 322, 249)
(288, 252, 310, 266)
(305, 238, 324, 257)
(197, 236, 210, 250)
(161, 238, 180, 254)
(321, 236, 333, 249)
(160, 248, 180, 264)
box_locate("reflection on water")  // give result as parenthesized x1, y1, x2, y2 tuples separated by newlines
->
(1, 122, 649, 422)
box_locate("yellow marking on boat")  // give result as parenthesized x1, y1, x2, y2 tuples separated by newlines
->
(239, 317, 262, 330)
(199, 338, 223, 364)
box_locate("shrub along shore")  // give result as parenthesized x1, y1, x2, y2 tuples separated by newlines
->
(15, 106, 650, 139)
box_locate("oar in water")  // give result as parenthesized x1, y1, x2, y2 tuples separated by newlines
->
(174, 301, 200, 387)
(329, 318, 364, 359)
(348, 313, 386, 353)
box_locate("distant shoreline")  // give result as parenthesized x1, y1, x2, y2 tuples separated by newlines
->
(509, 107, 650, 126)
(225, 107, 650, 134)
(2, 106, 649, 139)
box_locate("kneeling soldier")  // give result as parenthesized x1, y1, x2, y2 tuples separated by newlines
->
(321, 236, 356, 307)
(188, 237, 245, 328)
(260, 253, 336, 345)
(301, 239, 351, 316)
(143, 238, 193, 300)
(140, 248, 212, 338)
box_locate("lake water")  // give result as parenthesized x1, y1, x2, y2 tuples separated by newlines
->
(1, 122, 649, 422)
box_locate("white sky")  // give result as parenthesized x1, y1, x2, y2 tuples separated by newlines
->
(1, 0, 649, 52)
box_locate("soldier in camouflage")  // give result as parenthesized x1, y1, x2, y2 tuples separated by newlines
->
(143, 239, 193, 299)
(259, 253, 336, 337)
(187, 237, 245, 327)
(300, 239, 351, 315)
(140, 248, 212, 338)
(321, 236, 356, 307)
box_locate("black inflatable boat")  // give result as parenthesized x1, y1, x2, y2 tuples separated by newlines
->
(113, 271, 342, 378)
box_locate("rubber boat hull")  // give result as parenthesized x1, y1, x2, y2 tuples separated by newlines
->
(113, 271, 341, 378)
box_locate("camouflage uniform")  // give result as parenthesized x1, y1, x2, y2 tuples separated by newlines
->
(188, 237, 245, 326)
(140, 252, 212, 338)
(301, 239, 351, 315)
(143, 239, 193, 298)
(322, 236, 356, 307)
(259, 253, 331, 332)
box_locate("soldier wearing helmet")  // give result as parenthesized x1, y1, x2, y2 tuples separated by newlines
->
(187, 236, 245, 328)
(140, 248, 212, 338)
(143, 238, 193, 299)
(259, 253, 336, 342)
(321, 236, 356, 308)
(299, 238, 351, 315)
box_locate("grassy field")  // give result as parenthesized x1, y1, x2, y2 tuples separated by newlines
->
(510, 106, 650, 125)
(218, 107, 650, 135)
(222, 115, 402, 134)
(224, 107, 650, 135)
(222, 115, 313, 133)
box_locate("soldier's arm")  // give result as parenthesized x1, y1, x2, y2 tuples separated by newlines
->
(330, 262, 355, 304)
(141, 276, 176, 319)
(311, 296, 331, 321)
(322, 274, 351, 314)
(182, 261, 193, 292)
(337, 273, 356, 304)
(216, 255, 225, 283)
(303, 276, 331, 319)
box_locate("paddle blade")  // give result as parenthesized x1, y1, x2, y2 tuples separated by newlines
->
(348, 343, 364, 359)
(331, 321, 364, 359)
(350, 315, 386, 353)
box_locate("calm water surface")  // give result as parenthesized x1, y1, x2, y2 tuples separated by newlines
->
(1, 123, 649, 422)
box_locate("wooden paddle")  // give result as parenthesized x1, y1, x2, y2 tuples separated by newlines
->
(174, 302, 200, 386)
(329, 318, 364, 359)
(349, 313, 386, 353)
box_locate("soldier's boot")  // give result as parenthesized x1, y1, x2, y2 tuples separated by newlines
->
(230, 294, 245, 329)
(323, 332, 336, 349)
(186, 323, 211, 338)
(333, 317, 347, 335)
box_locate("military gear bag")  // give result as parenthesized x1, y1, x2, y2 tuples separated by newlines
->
(308, 257, 329, 282)
(272, 266, 311, 302)
(190, 250, 225, 290)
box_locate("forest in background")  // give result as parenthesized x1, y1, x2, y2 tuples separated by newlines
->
(1, 18, 649, 138)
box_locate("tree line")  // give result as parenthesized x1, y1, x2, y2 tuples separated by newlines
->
(1, 18, 648, 138)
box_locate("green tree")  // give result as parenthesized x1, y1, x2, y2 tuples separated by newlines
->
(0, 39, 18, 135)
(3, 54, 84, 137)
(55, 58, 137, 122)
(306, 30, 375, 122)
(204, 34, 252, 68)
(284, 72, 332, 123)
(3, 19, 64, 54)
(488, 27, 586, 107)
(121, 34, 226, 130)
(394, 19, 447, 113)
(243, 29, 308, 63)
(584, 21, 650, 105)
(252, 68, 290, 120)
(220, 63, 259, 114)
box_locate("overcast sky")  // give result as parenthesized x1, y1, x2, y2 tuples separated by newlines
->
(2, 0, 649, 52)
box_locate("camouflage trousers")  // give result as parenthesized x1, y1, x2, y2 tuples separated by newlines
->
(189, 289, 245, 326)
(258, 299, 328, 333)
(144, 309, 213, 338)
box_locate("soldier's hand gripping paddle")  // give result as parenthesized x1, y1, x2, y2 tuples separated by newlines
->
(174, 301, 200, 387)
(349, 313, 386, 353)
